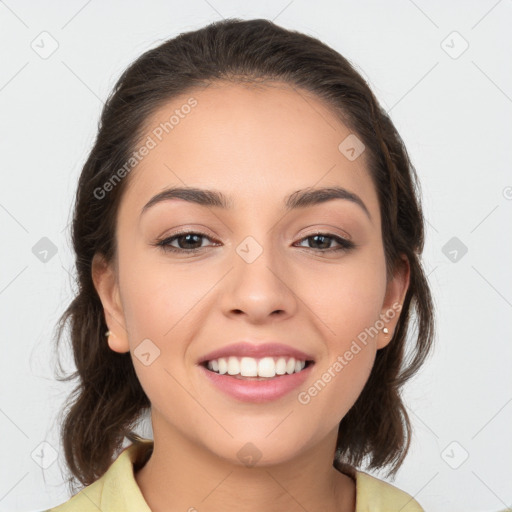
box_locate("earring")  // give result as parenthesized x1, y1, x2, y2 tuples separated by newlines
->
(105, 330, 111, 337)
(382, 327, 389, 334)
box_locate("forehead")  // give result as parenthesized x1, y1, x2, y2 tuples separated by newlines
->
(120, 81, 379, 221)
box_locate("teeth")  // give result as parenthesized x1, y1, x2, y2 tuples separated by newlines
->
(275, 357, 287, 375)
(206, 356, 307, 377)
(227, 356, 240, 375)
(218, 358, 227, 375)
(258, 357, 276, 378)
(240, 357, 258, 376)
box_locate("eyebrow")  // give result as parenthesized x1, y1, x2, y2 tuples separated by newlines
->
(140, 185, 371, 220)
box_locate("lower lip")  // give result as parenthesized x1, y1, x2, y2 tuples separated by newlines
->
(198, 363, 314, 403)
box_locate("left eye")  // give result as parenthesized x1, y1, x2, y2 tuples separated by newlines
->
(294, 233, 355, 252)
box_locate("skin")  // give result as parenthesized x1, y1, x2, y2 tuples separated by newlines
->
(92, 81, 410, 512)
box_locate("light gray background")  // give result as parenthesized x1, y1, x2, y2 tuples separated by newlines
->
(1, 1, 511, 511)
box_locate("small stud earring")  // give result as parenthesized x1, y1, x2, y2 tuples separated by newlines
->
(105, 330, 111, 337)
(382, 327, 389, 334)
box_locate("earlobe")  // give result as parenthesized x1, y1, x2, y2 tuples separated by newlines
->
(91, 253, 130, 354)
(104, 328, 129, 354)
(377, 255, 410, 350)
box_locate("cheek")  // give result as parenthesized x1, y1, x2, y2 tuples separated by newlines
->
(296, 260, 385, 426)
(117, 246, 206, 344)
(301, 249, 388, 345)
(116, 252, 204, 418)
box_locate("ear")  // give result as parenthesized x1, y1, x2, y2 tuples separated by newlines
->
(91, 253, 130, 354)
(376, 254, 410, 350)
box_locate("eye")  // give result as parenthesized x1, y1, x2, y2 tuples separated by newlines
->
(154, 231, 218, 253)
(294, 233, 355, 252)
(153, 231, 355, 254)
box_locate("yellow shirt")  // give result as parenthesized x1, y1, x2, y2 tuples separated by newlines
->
(46, 438, 425, 511)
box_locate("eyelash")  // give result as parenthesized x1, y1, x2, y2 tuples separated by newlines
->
(153, 230, 356, 254)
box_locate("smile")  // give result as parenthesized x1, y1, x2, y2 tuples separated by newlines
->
(203, 355, 311, 378)
(198, 358, 315, 403)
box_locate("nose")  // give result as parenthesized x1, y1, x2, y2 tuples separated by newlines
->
(220, 237, 298, 324)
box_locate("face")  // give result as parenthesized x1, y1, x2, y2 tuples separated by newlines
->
(93, 81, 409, 467)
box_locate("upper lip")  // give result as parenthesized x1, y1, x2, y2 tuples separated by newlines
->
(197, 341, 315, 365)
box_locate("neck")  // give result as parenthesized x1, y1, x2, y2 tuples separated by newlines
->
(134, 419, 356, 512)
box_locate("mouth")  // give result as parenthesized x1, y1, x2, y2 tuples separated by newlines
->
(198, 357, 315, 402)
(200, 356, 315, 380)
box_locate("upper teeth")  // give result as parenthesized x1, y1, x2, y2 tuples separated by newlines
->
(206, 356, 307, 377)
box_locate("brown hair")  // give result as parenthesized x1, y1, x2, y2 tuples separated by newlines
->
(53, 17, 435, 493)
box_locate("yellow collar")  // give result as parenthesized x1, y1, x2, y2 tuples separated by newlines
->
(48, 438, 424, 511)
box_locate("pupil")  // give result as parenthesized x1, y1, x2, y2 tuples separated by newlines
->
(312, 235, 329, 249)
(181, 234, 200, 249)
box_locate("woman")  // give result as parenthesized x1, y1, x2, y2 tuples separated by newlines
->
(48, 17, 435, 512)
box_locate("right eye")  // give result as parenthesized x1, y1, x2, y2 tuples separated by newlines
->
(153, 231, 220, 253)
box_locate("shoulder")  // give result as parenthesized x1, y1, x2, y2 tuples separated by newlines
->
(354, 470, 425, 512)
(46, 439, 153, 512)
(45, 477, 104, 512)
